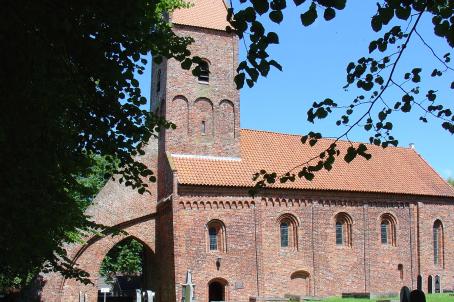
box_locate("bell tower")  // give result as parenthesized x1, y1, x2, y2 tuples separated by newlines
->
(151, 0, 240, 160)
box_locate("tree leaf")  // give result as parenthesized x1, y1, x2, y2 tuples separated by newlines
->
(300, 3, 318, 27)
(324, 7, 336, 21)
(269, 10, 284, 24)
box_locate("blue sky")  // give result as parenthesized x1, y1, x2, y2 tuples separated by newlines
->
(139, 1, 454, 179)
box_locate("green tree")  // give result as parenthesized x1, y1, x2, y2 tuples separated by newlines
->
(448, 178, 454, 187)
(99, 239, 144, 282)
(0, 0, 197, 288)
(225, 0, 453, 192)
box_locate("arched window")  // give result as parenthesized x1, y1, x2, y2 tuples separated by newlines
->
(198, 60, 209, 83)
(207, 220, 226, 252)
(280, 222, 289, 247)
(335, 212, 352, 246)
(433, 220, 444, 266)
(380, 213, 397, 246)
(277, 213, 299, 249)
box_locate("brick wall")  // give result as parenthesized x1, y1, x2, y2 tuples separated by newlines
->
(153, 25, 240, 158)
(40, 141, 159, 302)
(173, 185, 454, 301)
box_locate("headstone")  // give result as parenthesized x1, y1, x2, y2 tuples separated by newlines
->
(146, 290, 155, 302)
(434, 276, 440, 293)
(410, 289, 426, 302)
(182, 270, 195, 302)
(136, 289, 142, 302)
(417, 275, 423, 291)
(400, 286, 410, 302)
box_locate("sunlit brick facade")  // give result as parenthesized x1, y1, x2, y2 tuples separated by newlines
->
(40, 1, 454, 301)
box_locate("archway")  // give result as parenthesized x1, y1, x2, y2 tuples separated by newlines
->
(97, 237, 156, 301)
(208, 278, 228, 302)
(290, 270, 311, 297)
(427, 275, 433, 294)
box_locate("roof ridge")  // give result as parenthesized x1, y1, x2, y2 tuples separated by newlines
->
(240, 128, 412, 151)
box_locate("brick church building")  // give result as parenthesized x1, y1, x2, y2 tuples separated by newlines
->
(41, 0, 454, 301)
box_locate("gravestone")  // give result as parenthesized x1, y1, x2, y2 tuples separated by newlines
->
(434, 276, 440, 293)
(146, 290, 155, 302)
(400, 286, 410, 302)
(409, 290, 425, 302)
(136, 289, 142, 302)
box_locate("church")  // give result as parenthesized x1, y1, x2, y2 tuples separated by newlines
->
(41, 0, 454, 301)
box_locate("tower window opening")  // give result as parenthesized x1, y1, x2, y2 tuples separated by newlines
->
(201, 121, 206, 135)
(198, 60, 209, 83)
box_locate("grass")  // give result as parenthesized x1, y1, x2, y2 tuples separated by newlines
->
(303, 294, 453, 302)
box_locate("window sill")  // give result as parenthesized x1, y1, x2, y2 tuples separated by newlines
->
(198, 80, 209, 85)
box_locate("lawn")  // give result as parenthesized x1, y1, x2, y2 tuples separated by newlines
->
(319, 294, 452, 302)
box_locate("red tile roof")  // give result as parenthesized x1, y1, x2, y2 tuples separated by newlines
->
(170, 129, 454, 197)
(171, 0, 230, 31)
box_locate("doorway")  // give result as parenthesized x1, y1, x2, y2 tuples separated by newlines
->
(208, 279, 227, 302)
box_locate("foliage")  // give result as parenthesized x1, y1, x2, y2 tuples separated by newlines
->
(0, 0, 196, 288)
(448, 178, 454, 187)
(99, 239, 144, 282)
(225, 0, 453, 193)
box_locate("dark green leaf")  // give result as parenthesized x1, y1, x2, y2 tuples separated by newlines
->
(300, 3, 318, 27)
(324, 7, 336, 21)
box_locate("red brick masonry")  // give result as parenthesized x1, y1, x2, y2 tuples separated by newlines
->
(40, 2, 454, 301)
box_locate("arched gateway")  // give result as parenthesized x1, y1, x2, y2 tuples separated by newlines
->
(41, 142, 160, 302)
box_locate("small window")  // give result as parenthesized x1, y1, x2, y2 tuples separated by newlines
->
(280, 222, 289, 247)
(209, 227, 217, 251)
(206, 220, 226, 252)
(380, 213, 396, 246)
(381, 221, 389, 244)
(201, 121, 206, 135)
(335, 212, 352, 246)
(277, 214, 298, 250)
(336, 222, 343, 245)
(157, 69, 161, 93)
(198, 60, 209, 83)
(433, 220, 444, 266)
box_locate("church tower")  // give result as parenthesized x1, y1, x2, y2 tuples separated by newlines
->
(151, 0, 240, 161)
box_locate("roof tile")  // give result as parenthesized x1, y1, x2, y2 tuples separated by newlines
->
(171, 0, 230, 31)
(171, 129, 454, 197)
